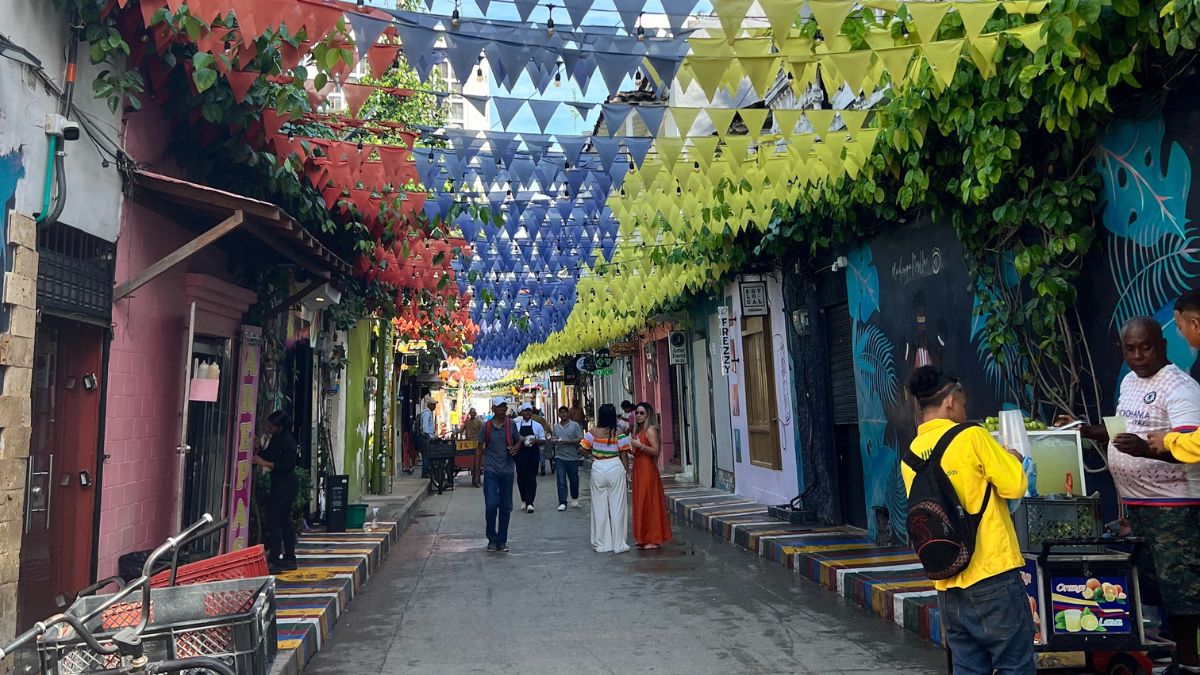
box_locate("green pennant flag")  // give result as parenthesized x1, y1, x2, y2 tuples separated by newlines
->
(739, 108, 770, 137)
(713, 0, 755, 42)
(758, 0, 801, 44)
(773, 109, 803, 136)
(687, 56, 732, 100)
(722, 135, 753, 166)
(739, 56, 782, 97)
(968, 32, 1001, 78)
(805, 109, 835, 134)
(706, 108, 737, 137)
(671, 106, 702, 137)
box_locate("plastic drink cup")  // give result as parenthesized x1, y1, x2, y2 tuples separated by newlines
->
(1064, 609, 1082, 633)
(1103, 416, 1127, 438)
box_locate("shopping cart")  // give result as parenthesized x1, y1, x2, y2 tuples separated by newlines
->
(425, 439, 457, 495)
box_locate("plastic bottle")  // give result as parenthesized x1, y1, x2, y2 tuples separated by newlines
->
(211, 361, 221, 381)
(371, 507, 380, 532)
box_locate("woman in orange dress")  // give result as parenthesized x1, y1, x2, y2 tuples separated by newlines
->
(629, 401, 672, 549)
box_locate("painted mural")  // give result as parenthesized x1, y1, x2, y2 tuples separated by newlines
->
(846, 220, 1003, 540)
(1, 149, 24, 336)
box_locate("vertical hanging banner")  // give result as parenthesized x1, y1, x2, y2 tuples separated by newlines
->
(229, 325, 263, 551)
(718, 305, 732, 377)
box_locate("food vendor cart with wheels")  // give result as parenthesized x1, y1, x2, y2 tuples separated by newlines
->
(1027, 538, 1176, 674)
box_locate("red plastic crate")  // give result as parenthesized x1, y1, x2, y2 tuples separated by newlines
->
(149, 545, 269, 587)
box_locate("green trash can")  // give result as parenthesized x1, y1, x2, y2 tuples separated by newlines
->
(346, 504, 369, 530)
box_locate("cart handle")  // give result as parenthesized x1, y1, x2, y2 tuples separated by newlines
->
(1037, 536, 1144, 564)
(0, 611, 118, 660)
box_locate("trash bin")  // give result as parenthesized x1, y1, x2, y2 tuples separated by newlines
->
(325, 474, 349, 533)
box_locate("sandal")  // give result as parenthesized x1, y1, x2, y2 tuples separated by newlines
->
(642, 544, 660, 550)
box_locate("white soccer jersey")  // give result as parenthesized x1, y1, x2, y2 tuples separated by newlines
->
(1108, 364, 1200, 504)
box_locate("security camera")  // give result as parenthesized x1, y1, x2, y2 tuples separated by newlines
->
(44, 114, 81, 142)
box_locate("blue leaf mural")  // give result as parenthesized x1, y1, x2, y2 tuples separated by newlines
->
(854, 322, 900, 410)
(1097, 115, 1197, 327)
(847, 247, 880, 323)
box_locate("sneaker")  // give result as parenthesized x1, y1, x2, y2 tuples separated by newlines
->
(486, 542, 497, 552)
(268, 562, 284, 575)
(557, 504, 567, 511)
(570, 500, 580, 508)
(527, 504, 535, 513)
(497, 544, 510, 553)
(281, 556, 299, 571)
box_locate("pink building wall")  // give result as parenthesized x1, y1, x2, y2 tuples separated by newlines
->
(98, 104, 237, 576)
(632, 336, 676, 468)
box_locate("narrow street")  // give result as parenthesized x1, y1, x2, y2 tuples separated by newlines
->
(306, 473, 944, 675)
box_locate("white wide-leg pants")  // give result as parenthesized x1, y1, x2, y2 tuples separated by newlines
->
(589, 458, 629, 553)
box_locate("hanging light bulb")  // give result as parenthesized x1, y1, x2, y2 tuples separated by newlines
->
(450, 3, 461, 28)
(475, 56, 485, 83)
(637, 12, 646, 41)
(554, 71, 562, 87)
(546, 5, 556, 36)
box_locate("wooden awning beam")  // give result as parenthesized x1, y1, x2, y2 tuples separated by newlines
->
(113, 210, 245, 302)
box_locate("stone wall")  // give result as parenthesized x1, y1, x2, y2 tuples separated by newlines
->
(0, 211, 37, 654)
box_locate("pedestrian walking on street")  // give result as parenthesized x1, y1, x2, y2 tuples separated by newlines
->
(901, 366, 1033, 674)
(254, 410, 300, 575)
(630, 402, 672, 549)
(552, 405, 584, 511)
(460, 408, 484, 487)
(581, 404, 631, 554)
(418, 397, 437, 478)
(515, 403, 547, 512)
(478, 398, 520, 553)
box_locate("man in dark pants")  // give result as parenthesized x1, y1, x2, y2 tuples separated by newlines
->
(515, 403, 547, 512)
(479, 398, 520, 553)
(254, 409, 300, 575)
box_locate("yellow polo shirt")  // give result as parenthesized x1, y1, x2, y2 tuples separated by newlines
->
(901, 418, 1028, 591)
(1163, 429, 1200, 463)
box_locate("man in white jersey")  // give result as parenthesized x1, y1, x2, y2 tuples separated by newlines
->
(1099, 318, 1200, 671)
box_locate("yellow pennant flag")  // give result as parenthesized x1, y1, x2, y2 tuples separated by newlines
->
(713, 0, 755, 42)
(862, 0, 901, 11)
(687, 57, 733, 100)
(758, 0, 801, 44)
(807, 0, 856, 39)
(774, 109, 803, 136)
(656, 137, 685, 170)
(1007, 21, 1048, 54)
(1002, 1, 1049, 14)
(689, 36, 736, 56)
(706, 108, 737, 137)
(639, 157, 663, 185)
(722, 135, 753, 166)
(805, 109, 836, 134)
(691, 136, 720, 169)
(876, 43, 917, 90)
(732, 36, 777, 56)
(779, 36, 816, 57)
(827, 50, 876, 94)
(906, 1, 952, 42)
(968, 32, 1001, 78)
(670, 107, 702, 137)
(784, 58, 816, 93)
(839, 109, 869, 132)
(739, 108, 770, 137)
(921, 39, 965, 89)
(790, 133, 816, 160)
(954, 1, 1001, 41)
(739, 56, 783, 97)
(865, 26, 898, 49)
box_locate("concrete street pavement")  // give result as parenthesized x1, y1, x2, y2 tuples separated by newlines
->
(305, 471, 945, 674)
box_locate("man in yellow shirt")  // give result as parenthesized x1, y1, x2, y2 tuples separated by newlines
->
(901, 365, 1033, 674)
(1145, 290, 1200, 463)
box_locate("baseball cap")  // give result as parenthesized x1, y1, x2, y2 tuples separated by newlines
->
(491, 396, 507, 407)
(519, 402, 533, 412)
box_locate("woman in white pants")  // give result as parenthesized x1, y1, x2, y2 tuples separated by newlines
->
(581, 404, 631, 553)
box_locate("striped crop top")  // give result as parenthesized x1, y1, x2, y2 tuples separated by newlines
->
(581, 431, 631, 459)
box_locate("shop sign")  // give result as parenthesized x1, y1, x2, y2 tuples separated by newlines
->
(228, 326, 262, 552)
(1048, 574, 1132, 635)
(718, 306, 732, 376)
(668, 331, 688, 365)
(740, 281, 768, 316)
(609, 341, 639, 356)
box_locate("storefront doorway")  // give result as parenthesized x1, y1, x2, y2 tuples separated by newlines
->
(18, 317, 105, 626)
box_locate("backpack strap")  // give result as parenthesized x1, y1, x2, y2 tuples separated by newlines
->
(902, 422, 974, 470)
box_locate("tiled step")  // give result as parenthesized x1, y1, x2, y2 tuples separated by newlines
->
(663, 485, 943, 646)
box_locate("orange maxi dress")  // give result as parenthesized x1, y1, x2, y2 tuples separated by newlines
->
(632, 430, 672, 546)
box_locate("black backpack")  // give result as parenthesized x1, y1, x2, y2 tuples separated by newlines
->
(902, 423, 991, 580)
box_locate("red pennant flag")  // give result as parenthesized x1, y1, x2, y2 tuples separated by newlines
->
(369, 45, 401, 79)
(341, 82, 373, 118)
(261, 108, 288, 139)
(165, 0, 186, 14)
(140, 0, 167, 27)
(226, 70, 257, 103)
(304, 4, 344, 45)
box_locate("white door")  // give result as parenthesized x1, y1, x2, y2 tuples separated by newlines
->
(708, 312, 736, 482)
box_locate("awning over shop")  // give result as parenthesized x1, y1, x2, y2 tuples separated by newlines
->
(117, 169, 350, 302)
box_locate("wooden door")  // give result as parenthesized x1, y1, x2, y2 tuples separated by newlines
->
(19, 318, 103, 626)
(742, 315, 781, 469)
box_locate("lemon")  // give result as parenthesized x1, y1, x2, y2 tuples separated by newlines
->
(1080, 614, 1100, 631)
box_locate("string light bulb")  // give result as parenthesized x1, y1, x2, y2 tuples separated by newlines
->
(637, 12, 645, 41)
(475, 55, 485, 82)
(546, 5, 555, 36)
(554, 71, 562, 87)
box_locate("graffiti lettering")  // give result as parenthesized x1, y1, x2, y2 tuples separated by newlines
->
(890, 248, 943, 286)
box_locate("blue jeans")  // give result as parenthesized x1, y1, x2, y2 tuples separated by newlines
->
(555, 459, 579, 505)
(939, 569, 1037, 675)
(483, 470, 514, 546)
